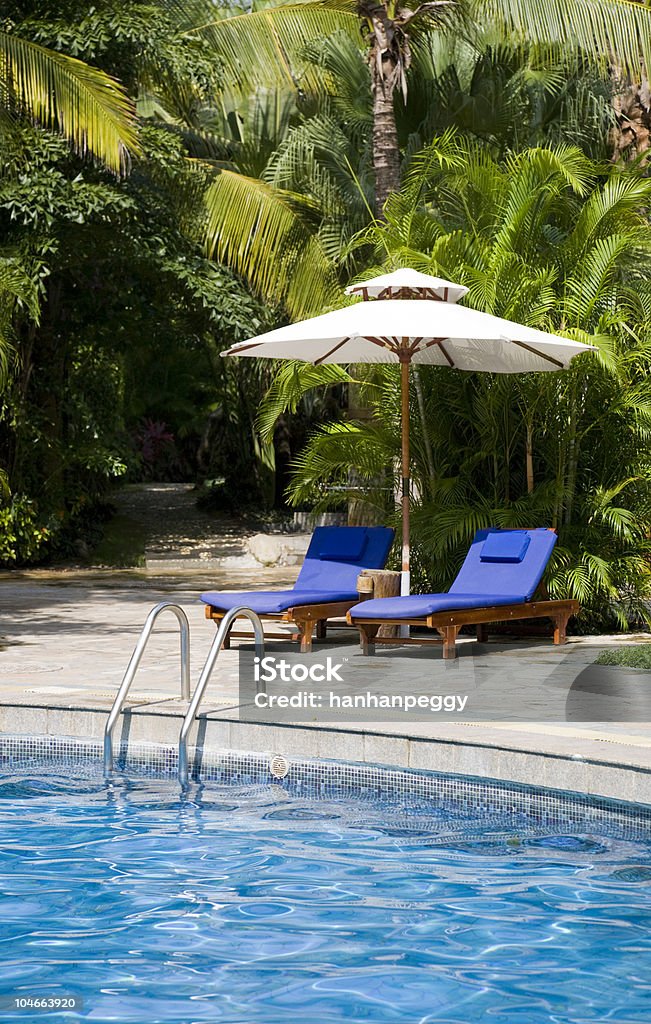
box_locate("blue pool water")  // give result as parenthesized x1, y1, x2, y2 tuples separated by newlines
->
(1, 768, 651, 1023)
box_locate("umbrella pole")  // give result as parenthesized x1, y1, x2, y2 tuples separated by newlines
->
(400, 359, 410, 598)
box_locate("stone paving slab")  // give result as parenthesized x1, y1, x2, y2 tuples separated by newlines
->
(1, 566, 651, 803)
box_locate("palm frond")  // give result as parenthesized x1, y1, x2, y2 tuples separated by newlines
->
(258, 360, 353, 440)
(475, 0, 651, 78)
(186, 1, 360, 96)
(0, 30, 138, 173)
(203, 168, 338, 317)
(287, 419, 395, 508)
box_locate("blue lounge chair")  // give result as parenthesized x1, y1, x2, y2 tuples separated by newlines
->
(201, 525, 394, 652)
(347, 527, 578, 659)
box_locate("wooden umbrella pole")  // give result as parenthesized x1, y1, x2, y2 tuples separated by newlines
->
(400, 357, 410, 596)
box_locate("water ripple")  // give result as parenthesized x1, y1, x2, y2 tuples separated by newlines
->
(0, 769, 649, 1023)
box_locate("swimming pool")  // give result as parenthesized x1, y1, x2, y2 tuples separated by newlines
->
(1, 745, 651, 1023)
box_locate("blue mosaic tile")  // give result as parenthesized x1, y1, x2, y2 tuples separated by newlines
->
(1, 733, 650, 840)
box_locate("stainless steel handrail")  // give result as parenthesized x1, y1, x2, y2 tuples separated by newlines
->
(178, 606, 264, 786)
(104, 602, 191, 773)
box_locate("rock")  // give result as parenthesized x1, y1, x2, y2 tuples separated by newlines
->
(73, 539, 90, 559)
(292, 511, 346, 531)
(246, 533, 311, 567)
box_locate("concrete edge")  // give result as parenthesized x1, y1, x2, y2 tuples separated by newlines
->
(2, 701, 650, 806)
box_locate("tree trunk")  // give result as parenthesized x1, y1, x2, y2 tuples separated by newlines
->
(358, 1, 402, 213)
(526, 420, 534, 494)
(611, 76, 651, 160)
(353, 2, 403, 520)
(371, 57, 401, 212)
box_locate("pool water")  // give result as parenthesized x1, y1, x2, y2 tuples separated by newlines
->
(1, 768, 651, 1023)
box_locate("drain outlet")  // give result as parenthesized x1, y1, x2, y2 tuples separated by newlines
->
(270, 754, 289, 779)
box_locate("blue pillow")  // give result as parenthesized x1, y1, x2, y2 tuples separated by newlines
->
(317, 528, 368, 562)
(480, 531, 530, 563)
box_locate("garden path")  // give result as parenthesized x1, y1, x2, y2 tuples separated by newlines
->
(110, 483, 258, 570)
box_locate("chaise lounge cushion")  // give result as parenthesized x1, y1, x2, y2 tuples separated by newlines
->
(348, 528, 557, 622)
(450, 528, 556, 601)
(200, 525, 395, 615)
(200, 588, 360, 615)
(479, 531, 530, 563)
(315, 527, 368, 561)
(349, 591, 526, 620)
(294, 525, 394, 592)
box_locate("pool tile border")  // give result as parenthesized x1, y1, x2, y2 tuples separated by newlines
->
(2, 734, 651, 840)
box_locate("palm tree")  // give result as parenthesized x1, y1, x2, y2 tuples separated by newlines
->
(195, 26, 613, 325)
(0, 28, 137, 173)
(190, 0, 651, 210)
(262, 138, 651, 626)
(180, 32, 374, 318)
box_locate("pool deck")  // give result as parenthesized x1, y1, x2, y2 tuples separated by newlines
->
(2, 566, 651, 805)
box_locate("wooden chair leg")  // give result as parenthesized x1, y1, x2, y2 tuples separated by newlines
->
(315, 619, 327, 640)
(359, 624, 380, 655)
(214, 619, 231, 649)
(297, 620, 314, 654)
(553, 610, 571, 645)
(441, 625, 460, 660)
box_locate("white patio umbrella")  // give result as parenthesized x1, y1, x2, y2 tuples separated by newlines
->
(222, 270, 596, 593)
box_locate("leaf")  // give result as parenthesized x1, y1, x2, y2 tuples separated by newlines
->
(203, 168, 339, 317)
(0, 29, 138, 174)
(186, 1, 360, 97)
(475, 0, 651, 78)
(258, 359, 353, 440)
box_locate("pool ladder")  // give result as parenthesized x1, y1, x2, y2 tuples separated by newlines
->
(103, 603, 264, 784)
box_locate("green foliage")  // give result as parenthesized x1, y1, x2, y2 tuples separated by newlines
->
(204, 169, 339, 319)
(0, 493, 50, 566)
(273, 139, 651, 629)
(0, 22, 137, 173)
(193, 0, 651, 101)
(188, 1, 360, 98)
(0, 1, 273, 564)
(16, 0, 221, 123)
(194, 6, 626, 317)
(595, 645, 651, 669)
(404, 36, 616, 158)
(3, 0, 651, 605)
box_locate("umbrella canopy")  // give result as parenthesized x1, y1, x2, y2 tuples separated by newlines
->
(225, 299, 592, 372)
(345, 268, 468, 303)
(222, 276, 596, 594)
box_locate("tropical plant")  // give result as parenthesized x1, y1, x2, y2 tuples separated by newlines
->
(0, 21, 137, 173)
(0, 2, 269, 564)
(401, 33, 617, 158)
(192, 0, 651, 205)
(184, 0, 640, 322)
(265, 137, 651, 627)
(0, 5, 140, 395)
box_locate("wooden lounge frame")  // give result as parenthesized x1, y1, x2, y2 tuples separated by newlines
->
(348, 598, 580, 660)
(204, 601, 355, 654)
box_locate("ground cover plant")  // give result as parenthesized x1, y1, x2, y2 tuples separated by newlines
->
(595, 645, 651, 669)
